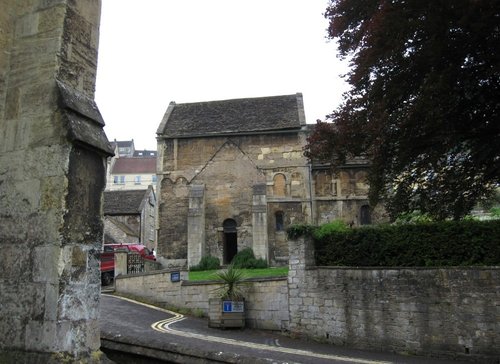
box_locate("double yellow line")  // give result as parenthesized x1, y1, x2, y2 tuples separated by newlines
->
(107, 294, 393, 364)
(151, 311, 185, 332)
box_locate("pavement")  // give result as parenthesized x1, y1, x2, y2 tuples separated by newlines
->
(100, 294, 462, 364)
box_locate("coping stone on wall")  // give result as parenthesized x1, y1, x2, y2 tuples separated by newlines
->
(57, 80, 114, 156)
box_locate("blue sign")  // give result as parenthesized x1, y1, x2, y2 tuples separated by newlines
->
(170, 271, 180, 282)
(222, 300, 244, 313)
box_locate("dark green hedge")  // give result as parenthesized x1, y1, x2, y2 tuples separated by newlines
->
(313, 220, 500, 267)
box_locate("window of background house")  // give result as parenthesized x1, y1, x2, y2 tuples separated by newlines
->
(134, 175, 141, 185)
(152, 175, 157, 183)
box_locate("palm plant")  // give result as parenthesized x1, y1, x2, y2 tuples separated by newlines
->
(213, 264, 246, 300)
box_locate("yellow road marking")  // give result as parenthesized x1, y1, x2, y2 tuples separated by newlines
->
(104, 294, 393, 364)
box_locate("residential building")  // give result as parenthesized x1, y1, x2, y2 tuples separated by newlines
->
(111, 139, 135, 157)
(103, 186, 156, 251)
(106, 139, 157, 191)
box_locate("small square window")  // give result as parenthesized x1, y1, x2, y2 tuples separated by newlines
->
(114, 176, 125, 184)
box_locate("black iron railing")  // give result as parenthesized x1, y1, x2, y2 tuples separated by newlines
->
(127, 252, 144, 274)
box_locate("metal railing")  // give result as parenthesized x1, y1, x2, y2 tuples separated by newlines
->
(127, 252, 145, 274)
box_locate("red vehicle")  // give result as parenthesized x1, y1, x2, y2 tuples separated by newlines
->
(100, 244, 156, 286)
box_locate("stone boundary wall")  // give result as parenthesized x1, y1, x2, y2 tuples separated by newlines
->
(115, 238, 499, 361)
(115, 271, 288, 330)
(288, 237, 500, 362)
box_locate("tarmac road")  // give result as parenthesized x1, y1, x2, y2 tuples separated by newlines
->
(100, 294, 460, 364)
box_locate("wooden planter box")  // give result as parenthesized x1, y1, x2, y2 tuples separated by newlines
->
(208, 298, 245, 328)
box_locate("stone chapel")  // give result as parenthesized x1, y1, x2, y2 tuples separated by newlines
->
(155, 93, 386, 268)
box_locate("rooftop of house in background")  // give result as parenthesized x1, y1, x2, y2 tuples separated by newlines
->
(110, 139, 157, 158)
(133, 149, 157, 157)
(111, 157, 156, 174)
(103, 186, 155, 215)
(112, 140, 134, 149)
(157, 93, 306, 139)
(110, 139, 135, 157)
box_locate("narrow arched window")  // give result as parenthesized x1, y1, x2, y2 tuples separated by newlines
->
(275, 211, 284, 231)
(273, 174, 286, 196)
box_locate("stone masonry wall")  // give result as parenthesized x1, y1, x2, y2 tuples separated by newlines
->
(157, 132, 310, 264)
(288, 237, 500, 362)
(103, 215, 140, 244)
(115, 271, 289, 331)
(157, 176, 189, 259)
(116, 236, 498, 361)
(156, 130, 387, 266)
(141, 192, 156, 250)
(0, 0, 111, 361)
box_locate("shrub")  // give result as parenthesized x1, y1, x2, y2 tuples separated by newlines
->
(490, 207, 500, 217)
(232, 248, 268, 269)
(214, 264, 246, 300)
(313, 220, 349, 239)
(286, 223, 316, 240)
(314, 220, 500, 267)
(190, 255, 220, 271)
(394, 211, 433, 224)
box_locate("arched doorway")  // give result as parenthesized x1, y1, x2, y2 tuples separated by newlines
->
(223, 219, 238, 264)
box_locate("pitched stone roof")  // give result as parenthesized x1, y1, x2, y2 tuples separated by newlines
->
(103, 188, 152, 215)
(157, 93, 306, 138)
(111, 157, 156, 174)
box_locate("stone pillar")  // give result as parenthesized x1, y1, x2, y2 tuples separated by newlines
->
(114, 250, 128, 277)
(187, 184, 205, 268)
(288, 236, 317, 336)
(0, 1, 113, 362)
(252, 183, 268, 261)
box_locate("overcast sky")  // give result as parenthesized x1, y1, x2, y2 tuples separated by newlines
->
(95, 0, 350, 150)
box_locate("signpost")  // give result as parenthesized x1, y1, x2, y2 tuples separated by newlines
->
(208, 298, 246, 328)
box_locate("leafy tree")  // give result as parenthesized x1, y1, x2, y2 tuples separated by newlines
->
(305, 0, 500, 220)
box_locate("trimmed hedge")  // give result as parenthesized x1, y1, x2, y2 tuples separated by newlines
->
(302, 220, 499, 267)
